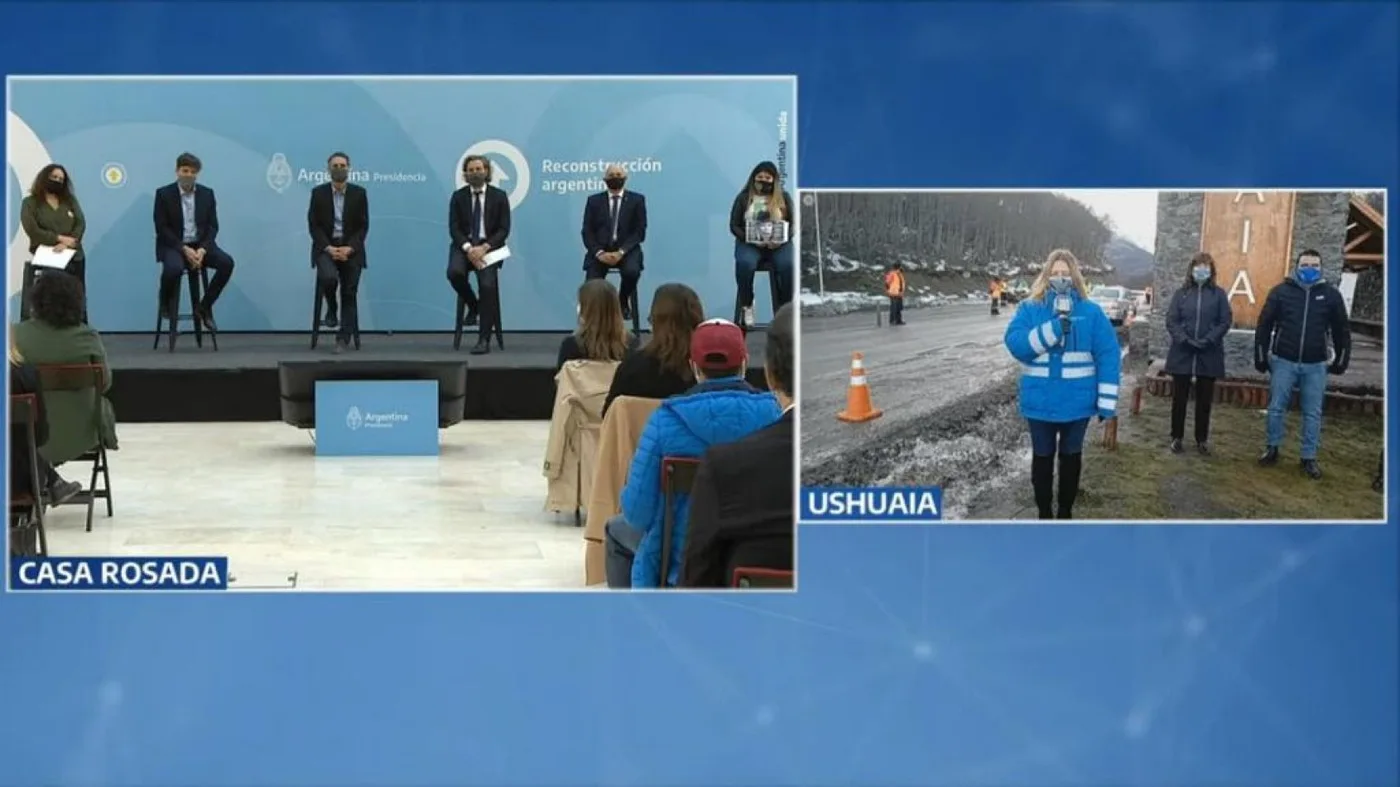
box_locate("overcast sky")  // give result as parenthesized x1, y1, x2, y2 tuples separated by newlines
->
(1057, 189, 1160, 253)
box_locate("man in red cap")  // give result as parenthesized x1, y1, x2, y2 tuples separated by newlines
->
(606, 318, 782, 589)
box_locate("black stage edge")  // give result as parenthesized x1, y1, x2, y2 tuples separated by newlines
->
(107, 331, 771, 422)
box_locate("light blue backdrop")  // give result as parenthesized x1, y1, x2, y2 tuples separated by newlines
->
(6, 77, 796, 331)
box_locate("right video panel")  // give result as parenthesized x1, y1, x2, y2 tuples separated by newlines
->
(798, 189, 1387, 522)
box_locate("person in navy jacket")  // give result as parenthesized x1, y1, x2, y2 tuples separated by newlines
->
(153, 152, 237, 329)
(605, 318, 781, 588)
(1164, 252, 1233, 454)
(1253, 249, 1352, 480)
(581, 163, 647, 320)
(1003, 249, 1121, 520)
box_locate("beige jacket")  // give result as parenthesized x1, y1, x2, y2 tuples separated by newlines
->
(544, 360, 620, 514)
(583, 395, 662, 585)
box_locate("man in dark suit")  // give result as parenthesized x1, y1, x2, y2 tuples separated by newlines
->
(581, 163, 647, 319)
(679, 303, 795, 588)
(308, 151, 370, 353)
(447, 154, 512, 354)
(152, 152, 237, 329)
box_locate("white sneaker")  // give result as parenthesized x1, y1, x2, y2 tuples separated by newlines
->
(742, 306, 755, 327)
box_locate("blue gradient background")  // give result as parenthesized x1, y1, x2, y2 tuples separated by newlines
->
(1, 2, 1397, 786)
(7, 77, 793, 330)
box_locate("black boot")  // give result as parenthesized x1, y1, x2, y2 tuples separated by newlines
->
(1057, 452, 1083, 520)
(1031, 455, 1055, 519)
(1258, 446, 1280, 466)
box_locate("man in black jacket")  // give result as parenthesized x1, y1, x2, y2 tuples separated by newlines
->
(446, 154, 512, 354)
(1253, 249, 1352, 479)
(307, 152, 370, 353)
(679, 303, 795, 588)
(581, 163, 647, 320)
(153, 152, 237, 329)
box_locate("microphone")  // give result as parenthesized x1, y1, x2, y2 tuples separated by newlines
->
(1054, 294, 1072, 338)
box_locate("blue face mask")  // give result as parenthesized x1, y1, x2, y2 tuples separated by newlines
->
(1296, 266, 1322, 286)
(1048, 276, 1073, 294)
(1192, 267, 1210, 284)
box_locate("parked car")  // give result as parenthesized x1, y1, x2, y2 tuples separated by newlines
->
(1089, 285, 1135, 325)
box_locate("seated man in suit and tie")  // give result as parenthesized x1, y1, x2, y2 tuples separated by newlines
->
(307, 151, 370, 353)
(446, 154, 512, 355)
(581, 163, 648, 320)
(153, 152, 237, 329)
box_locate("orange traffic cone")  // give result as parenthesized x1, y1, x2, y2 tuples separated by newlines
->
(837, 352, 883, 423)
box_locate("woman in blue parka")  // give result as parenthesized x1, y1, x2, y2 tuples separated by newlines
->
(1003, 249, 1122, 520)
(1164, 251, 1233, 455)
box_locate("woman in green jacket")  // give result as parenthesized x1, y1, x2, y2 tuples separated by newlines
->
(20, 164, 88, 314)
(12, 271, 118, 468)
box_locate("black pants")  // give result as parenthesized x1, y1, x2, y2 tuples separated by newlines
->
(888, 296, 904, 324)
(315, 254, 362, 343)
(584, 253, 641, 312)
(446, 249, 501, 341)
(158, 245, 236, 317)
(1170, 374, 1217, 444)
(21, 258, 87, 322)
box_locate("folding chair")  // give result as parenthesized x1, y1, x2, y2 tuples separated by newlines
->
(657, 456, 701, 588)
(732, 567, 794, 589)
(8, 394, 48, 557)
(153, 266, 219, 353)
(36, 362, 114, 532)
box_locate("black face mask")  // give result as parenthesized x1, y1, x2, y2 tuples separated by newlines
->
(605, 177, 626, 191)
(44, 179, 65, 195)
(754, 181, 774, 196)
(466, 173, 487, 187)
(329, 168, 349, 184)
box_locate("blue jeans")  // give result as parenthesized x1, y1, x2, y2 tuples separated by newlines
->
(1027, 418, 1090, 457)
(734, 241, 794, 312)
(1267, 355, 1327, 460)
(604, 514, 643, 589)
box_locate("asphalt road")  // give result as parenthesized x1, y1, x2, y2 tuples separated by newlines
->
(800, 301, 1019, 474)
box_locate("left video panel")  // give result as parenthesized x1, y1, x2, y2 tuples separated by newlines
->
(5, 74, 799, 592)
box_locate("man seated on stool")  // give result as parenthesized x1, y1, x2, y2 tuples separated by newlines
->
(153, 152, 237, 330)
(680, 303, 794, 587)
(308, 151, 370, 353)
(581, 163, 647, 321)
(447, 154, 512, 354)
(604, 319, 781, 589)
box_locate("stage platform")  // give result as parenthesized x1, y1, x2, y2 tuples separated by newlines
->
(106, 331, 771, 422)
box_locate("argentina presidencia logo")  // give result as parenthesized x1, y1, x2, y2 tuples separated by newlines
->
(267, 153, 293, 193)
(345, 406, 364, 431)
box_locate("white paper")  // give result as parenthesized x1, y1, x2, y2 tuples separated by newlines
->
(31, 245, 75, 270)
(482, 246, 511, 266)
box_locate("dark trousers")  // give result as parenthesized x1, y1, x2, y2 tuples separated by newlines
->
(1026, 417, 1090, 520)
(316, 254, 362, 343)
(157, 245, 235, 316)
(1170, 374, 1217, 444)
(734, 240, 794, 311)
(446, 248, 501, 341)
(888, 296, 904, 324)
(604, 514, 643, 589)
(584, 253, 641, 310)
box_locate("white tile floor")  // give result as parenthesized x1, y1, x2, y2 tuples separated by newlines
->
(41, 421, 591, 591)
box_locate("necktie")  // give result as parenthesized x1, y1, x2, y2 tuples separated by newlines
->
(609, 195, 620, 243)
(471, 192, 483, 242)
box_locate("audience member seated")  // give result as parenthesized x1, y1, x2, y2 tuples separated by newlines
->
(9, 336, 81, 506)
(602, 282, 703, 416)
(681, 304, 795, 587)
(555, 279, 638, 372)
(545, 280, 635, 515)
(605, 319, 780, 588)
(12, 272, 119, 477)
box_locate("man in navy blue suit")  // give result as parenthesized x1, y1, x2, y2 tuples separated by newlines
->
(581, 163, 648, 320)
(152, 152, 237, 329)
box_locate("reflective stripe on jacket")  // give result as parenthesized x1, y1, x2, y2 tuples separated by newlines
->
(1003, 291, 1122, 422)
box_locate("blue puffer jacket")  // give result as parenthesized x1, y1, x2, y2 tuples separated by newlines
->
(1003, 290, 1122, 423)
(621, 377, 781, 587)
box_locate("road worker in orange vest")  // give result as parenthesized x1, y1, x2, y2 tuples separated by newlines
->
(990, 277, 1005, 315)
(884, 262, 907, 326)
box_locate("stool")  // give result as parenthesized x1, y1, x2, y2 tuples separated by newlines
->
(733, 256, 784, 331)
(153, 267, 218, 353)
(311, 284, 360, 350)
(453, 295, 505, 350)
(596, 267, 641, 333)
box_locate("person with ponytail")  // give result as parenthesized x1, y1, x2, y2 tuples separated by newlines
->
(1002, 249, 1122, 520)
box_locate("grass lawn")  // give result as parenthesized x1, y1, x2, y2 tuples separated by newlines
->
(1074, 393, 1385, 521)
